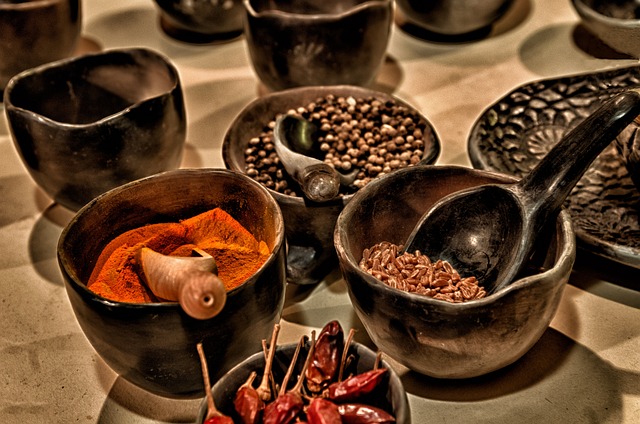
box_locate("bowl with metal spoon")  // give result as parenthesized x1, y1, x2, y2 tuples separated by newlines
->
(335, 90, 640, 378)
(223, 85, 440, 285)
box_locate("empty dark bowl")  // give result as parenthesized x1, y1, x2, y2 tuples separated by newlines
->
(335, 165, 575, 379)
(0, 0, 81, 92)
(195, 340, 410, 423)
(223, 85, 440, 285)
(243, 0, 394, 91)
(571, 0, 640, 58)
(153, 0, 244, 44)
(57, 168, 287, 398)
(4, 47, 186, 211)
(396, 0, 514, 37)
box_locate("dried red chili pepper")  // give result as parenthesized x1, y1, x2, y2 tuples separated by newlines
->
(305, 320, 344, 393)
(337, 404, 395, 424)
(204, 417, 234, 424)
(234, 371, 264, 424)
(327, 368, 388, 403)
(307, 397, 342, 424)
(197, 343, 234, 424)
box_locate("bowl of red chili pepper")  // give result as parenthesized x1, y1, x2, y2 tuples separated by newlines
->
(195, 321, 410, 423)
(334, 165, 575, 379)
(57, 168, 287, 399)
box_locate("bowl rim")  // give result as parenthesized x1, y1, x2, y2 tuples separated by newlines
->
(572, 0, 640, 25)
(3, 47, 182, 128)
(57, 167, 286, 312)
(243, 0, 394, 20)
(334, 164, 576, 310)
(222, 84, 441, 206)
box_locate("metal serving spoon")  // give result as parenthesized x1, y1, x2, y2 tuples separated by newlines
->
(403, 90, 640, 296)
(273, 114, 357, 202)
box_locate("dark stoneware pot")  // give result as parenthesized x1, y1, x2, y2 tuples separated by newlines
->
(223, 85, 440, 285)
(153, 0, 244, 44)
(58, 169, 287, 398)
(195, 341, 411, 423)
(4, 48, 186, 212)
(335, 165, 576, 378)
(0, 0, 81, 91)
(396, 0, 514, 37)
(243, 0, 394, 91)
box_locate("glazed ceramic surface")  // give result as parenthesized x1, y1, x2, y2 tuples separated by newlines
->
(195, 341, 410, 424)
(243, 0, 393, 91)
(4, 47, 186, 211)
(335, 165, 575, 378)
(468, 65, 640, 269)
(57, 169, 287, 398)
(0, 0, 81, 91)
(396, 0, 513, 37)
(223, 85, 440, 285)
(153, 0, 244, 43)
(571, 0, 640, 58)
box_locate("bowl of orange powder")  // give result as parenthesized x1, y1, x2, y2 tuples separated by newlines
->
(57, 168, 286, 399)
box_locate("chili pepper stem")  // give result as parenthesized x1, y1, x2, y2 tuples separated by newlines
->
(197, 342, 223, 420)
(374, 351, 383, 370)
(338, 328, 356, 382)
(279, 335, 306, 396)
(291, 330, 316, 394)
(257, 323, 281, 402)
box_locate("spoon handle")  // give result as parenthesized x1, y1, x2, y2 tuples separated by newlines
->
(518, 90, 640, 214)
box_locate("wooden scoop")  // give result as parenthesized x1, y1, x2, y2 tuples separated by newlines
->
(138, 247, 226, 320)
(403, 90, 640, 296)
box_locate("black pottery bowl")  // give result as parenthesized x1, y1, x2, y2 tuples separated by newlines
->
(195, 340, 411, 424)
(153, 0, 244, 44)
(223, 85, 440, 285)
(243, 0, 394, 91)
(335, 165, 576, 378)
(57, 169, 287, 398)
(4, 47, 186, 212)
(0, 0, 81, 91)
(396, 0, 514, 37)
(571, 0, 640, 58)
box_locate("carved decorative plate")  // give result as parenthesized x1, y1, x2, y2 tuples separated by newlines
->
(468, 65, 640, 269)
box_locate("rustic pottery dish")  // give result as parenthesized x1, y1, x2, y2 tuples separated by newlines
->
(395, 0, 514, 38)
(615, 115, 640, 191)
(335, 165, 575, 378)
(571, 0, 640, 58)
(152, 0, 244, 44)
(243, 0, 394, 91)
(0, 0, 81, 92)
(468, 64, 640, 269)
(57, 169, 287, 398)
(195, 340, 410, 423)
(4, 47, 186, 211)
(223, 85, 440, 285)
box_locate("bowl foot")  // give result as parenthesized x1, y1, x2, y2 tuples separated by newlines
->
(286, 244, 337, 286)
(159, 16, 242, 44)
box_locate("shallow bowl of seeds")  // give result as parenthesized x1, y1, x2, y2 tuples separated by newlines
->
(334, 165, 576, 379)
(223, 85, 440, 285)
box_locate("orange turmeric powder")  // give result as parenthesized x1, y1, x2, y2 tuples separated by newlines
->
(87, 208, 270, 303)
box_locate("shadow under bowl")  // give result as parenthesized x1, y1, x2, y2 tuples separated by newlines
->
(153, 0, 244, 44)
(335, 165, 576, 379)
(571, 0, 640, 58)
(395, 0, 514, 37)
(4, 47, 186, 212)
(243, 0, 394, 91)
(57, 168, 287, 398)
(195, 341, 411, 424)
(223, 85, 440, 285)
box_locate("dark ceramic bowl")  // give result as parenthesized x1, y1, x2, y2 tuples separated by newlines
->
(335, 165, 576, 379)
(195, 340, 410, 424)
(571, 0, 640, 58)
(223, 85, 440, 285)
(153, 0, 244, 44)
(57, 168, 287, 398)
(4, 47, 186, 212)
(396, 0, 514, 37)
(0, 0, 81, 92)
(243, 0, 393, 91)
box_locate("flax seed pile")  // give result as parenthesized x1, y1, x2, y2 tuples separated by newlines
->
(244, 94, 433, 196)
(359, 241, 486, 303)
